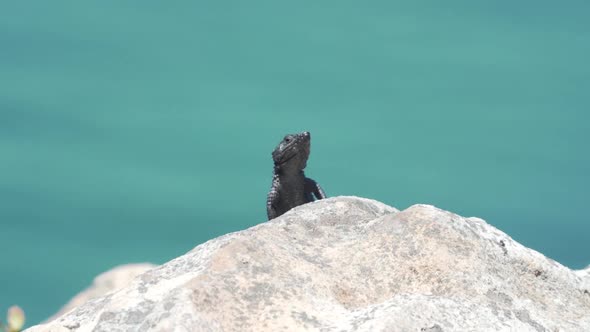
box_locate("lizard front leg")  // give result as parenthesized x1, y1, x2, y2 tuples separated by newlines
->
(304, 177, 327, 201)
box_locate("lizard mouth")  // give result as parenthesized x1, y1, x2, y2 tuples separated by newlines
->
(277, 153, 296, 165)
(275, 143, 309, 164)
(282, 146, 309, 165)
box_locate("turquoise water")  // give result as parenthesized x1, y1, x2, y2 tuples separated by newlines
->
(1, 1, 589, 326)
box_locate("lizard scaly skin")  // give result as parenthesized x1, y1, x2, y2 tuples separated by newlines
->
(266, 131, 326, 220)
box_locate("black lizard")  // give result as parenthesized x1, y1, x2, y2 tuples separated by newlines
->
(266, 131, 327, 220)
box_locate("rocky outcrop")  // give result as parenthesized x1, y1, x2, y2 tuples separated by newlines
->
(575, 265, 590, 291)
(46, 263, 156, 322)
(26, 196, 590, 332)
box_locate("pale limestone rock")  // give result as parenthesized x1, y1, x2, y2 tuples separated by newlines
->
(26, 196, 590, 332)
(47, 263, 156, 321)
(575, 265, 590, 291)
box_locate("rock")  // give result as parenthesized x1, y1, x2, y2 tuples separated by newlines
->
(26, 196, 590, 332)
(46, 263, 157, 321)
(575, 265, 590, 291)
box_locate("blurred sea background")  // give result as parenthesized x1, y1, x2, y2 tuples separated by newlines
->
(1, 1, 589, 326)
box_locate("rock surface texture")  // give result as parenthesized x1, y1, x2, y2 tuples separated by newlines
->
(26, 197, 590, 332)
(46, 263, 157, 322)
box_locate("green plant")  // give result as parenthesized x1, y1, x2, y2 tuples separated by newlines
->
(0, 306, 25, 332)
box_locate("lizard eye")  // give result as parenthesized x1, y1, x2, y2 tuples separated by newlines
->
(284, 137, 291, 143)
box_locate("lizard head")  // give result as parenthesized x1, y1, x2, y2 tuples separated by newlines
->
(272, 131, 311, 171)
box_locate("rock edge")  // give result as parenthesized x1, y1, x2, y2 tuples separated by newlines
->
(26, 196, 590, 332)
